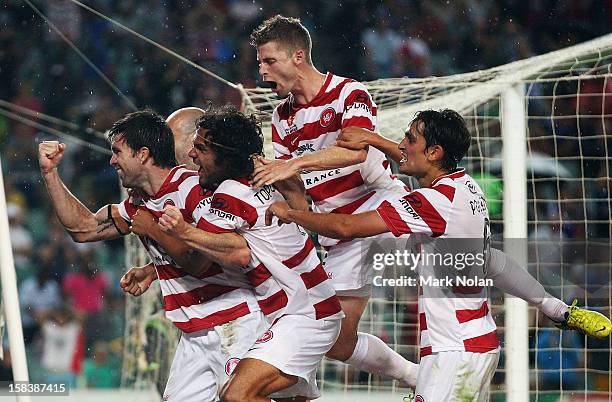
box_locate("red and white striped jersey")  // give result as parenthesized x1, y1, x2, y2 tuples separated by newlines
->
(117, 165, 259, 333)
(201, 178, 344, 324)
(376, 169, 499, 356)
(272, 72, 405, 247)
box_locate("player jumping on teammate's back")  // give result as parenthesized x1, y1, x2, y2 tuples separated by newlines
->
(249, 14, 419, 388)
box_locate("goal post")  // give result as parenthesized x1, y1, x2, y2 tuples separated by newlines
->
(501, 83, 529, 402)
(0, 154, 31, 402)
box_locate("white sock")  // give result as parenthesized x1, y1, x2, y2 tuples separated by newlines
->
(345, 332, 418, 387)
(487, 248, 568, 321)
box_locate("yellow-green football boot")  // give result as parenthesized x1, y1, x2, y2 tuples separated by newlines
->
(556, 299, 612, 339)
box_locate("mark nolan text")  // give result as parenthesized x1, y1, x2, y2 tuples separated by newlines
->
(373, 275, 493, 287)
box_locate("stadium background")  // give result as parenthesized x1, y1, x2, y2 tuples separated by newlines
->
(0, 0, 610, 399)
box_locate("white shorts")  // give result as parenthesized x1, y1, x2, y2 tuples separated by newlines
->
(244, 314, 342, 399)
(163, 311, 268, 402)
(324, 231, 397, 294)
(415, 351, 500, 402)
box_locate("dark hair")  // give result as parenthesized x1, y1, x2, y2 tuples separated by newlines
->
(196, 106, 263, 179)
(412, 109, 471, 171)
(107, 109, 177, 168)
(250, 15, 312, 64)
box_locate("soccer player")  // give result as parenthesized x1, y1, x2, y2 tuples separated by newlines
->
(266, 109, 612, 400)
(38, 109, 267, 401)
(249, 15, 419, 386)
(156, 105, 344, 401)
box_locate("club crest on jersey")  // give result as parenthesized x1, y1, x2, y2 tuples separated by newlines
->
(415, 395, 425, 402)
(255, 330, 273, 344)
(225, 358, 241, 375)
(319, 107, 336, 128)
(163, 199, 175, 209)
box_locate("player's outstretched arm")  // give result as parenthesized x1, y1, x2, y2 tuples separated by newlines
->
(39, 141, 126, 242)
(120, 263, 157, 297)
(266, 201, 388, 239)
(158, 205, 251, 266)
(130, 209, 213, 276)
(337, 127, 403, 163)
(251, 146, 367, 187)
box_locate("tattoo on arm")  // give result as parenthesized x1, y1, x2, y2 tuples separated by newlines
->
(96, 217, 115, 234)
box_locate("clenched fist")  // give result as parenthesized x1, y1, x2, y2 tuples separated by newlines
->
(158, 205, 188, 236)
(38, 141, 66, 174)
(120, 265, 156, 297)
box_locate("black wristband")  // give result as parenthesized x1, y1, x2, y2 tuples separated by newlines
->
(108, 204, 129, 236)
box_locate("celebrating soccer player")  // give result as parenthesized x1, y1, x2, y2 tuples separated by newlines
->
(38, 109, 268, 401)
(249, 15, 419, 386)
(157, 105, 343, 401)
(266, 109, 612, 400)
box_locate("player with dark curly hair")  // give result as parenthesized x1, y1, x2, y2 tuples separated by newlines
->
(191, 105, 264, 185)
(158, 106, 344, 401)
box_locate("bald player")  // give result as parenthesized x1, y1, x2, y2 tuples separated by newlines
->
(167, 107, 205, 170)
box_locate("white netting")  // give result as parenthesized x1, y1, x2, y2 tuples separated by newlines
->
(239, 33, 612, 400)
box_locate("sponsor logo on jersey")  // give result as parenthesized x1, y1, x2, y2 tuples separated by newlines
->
(405, 194, 422, 209)
(285, 123, 299, 136)
(195, 196, 212, 212)
(319, 107, 336, 128)
(303, 169, 342, 187)
(296, 143, 315, 156)
(211, 196, 229, 210)
(225, 357, 241, 376)
(400, 198, 420, 220)
(466, 180, 478, 194)
(345, 102, 371, 114)
(209, 196, 236, 221)
(255, 330, 273, 344)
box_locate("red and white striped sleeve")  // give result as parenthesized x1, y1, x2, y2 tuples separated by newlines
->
(376, 186, 455, 238)
(117, 196, 139, 222)
(201, 181, 259, 234)
(340, 82, 376, 131)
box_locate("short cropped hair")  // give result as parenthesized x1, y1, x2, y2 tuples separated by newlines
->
(196, 106, 263, 179)
(107, 109, 177, 168)
(412, 109, 471, 171)
(250, 15, 313, 64)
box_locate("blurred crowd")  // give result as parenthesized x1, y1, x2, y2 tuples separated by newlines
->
(0, 0, 610, 393)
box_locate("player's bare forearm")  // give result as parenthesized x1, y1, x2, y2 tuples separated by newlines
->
(337, 129, 402, 163)
(177, 226, 251, 266)
(41, 170, 123, 242)
(369, 134, 403, 163)
(285, 209, 388, 239)
(274, 175, 309, 211)
(292, 146, 367, 172)
(145, 224, 214, 276)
